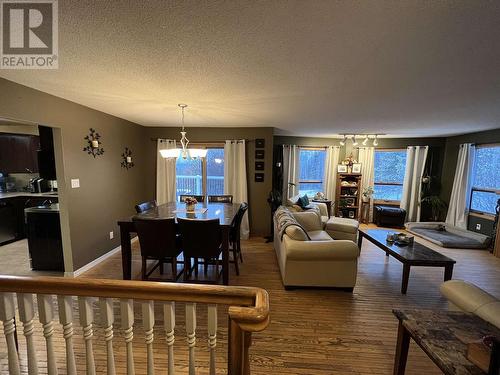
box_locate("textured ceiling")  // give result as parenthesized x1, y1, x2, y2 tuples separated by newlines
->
(2, 0, 500, 137)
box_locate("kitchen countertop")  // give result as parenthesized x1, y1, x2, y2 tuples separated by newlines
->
(24, 203, 60, 213)
(0, 191, 59, 199)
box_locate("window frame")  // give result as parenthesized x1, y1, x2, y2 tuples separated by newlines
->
(175, 143, 225, 198)
(469, 143, 500, 218)
(373, 148, 407, 205)
(297, 146, 326, 197)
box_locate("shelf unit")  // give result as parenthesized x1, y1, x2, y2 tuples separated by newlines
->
(335, 173, 362, 220)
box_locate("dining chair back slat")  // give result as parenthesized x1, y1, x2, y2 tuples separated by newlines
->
(208, 195, 233, 203)
(177, 218, 221, 259)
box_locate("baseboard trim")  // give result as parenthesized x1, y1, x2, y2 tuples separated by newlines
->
(65, 237, 138, 277)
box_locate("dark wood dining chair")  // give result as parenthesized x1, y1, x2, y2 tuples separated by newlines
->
(177, 218, 222, 283)
(230, 202, 249, 275)
(179, 195, 206, 203)
(132, 217, 183, 281)
(135, 200, 157, 213)
(208, 195, 233, 203)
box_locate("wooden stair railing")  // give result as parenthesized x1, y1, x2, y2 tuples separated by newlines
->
(0, 275, 270, 375)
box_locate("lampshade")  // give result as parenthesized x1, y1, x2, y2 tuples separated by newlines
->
(159, 148, 180, 158)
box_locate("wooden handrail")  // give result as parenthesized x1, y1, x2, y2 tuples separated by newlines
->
(0, 275, 270, 332)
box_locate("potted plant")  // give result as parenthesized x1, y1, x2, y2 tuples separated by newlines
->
(184, 196, 198, 212)
(362, 186, 374, 203)
(421, 195, 447, 221)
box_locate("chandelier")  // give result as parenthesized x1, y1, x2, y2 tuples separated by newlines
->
(159, 104, 207, 159)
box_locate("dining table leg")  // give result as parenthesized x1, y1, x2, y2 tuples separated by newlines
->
(120, 225, 132, 280)
(222, 227, 229, 285)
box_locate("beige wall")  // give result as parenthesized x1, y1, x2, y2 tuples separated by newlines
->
(145, 127, 273, 236)
(0, 78, 151, 271)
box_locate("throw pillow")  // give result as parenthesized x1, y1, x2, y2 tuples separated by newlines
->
(298, 194, 310, 208)
(285, 225, 309, 241)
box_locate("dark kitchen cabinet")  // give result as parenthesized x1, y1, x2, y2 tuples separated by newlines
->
(38, 126, 56, 180)
(25, 206, 64, 271)
(0, 133, 40, 173)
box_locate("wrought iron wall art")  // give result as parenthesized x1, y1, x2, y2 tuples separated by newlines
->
(83, 128, 104, 157)
(121, 147, 134, 169)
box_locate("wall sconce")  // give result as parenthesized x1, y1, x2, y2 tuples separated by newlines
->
(121, 147, 134, 169)
(83, 128, 104, 157)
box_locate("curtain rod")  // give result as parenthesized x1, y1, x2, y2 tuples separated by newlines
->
(150, 138, 255, 143)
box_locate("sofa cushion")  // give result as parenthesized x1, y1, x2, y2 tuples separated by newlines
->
(326, 217, 359, 234)
(292, 211, 322, 231)
(308, 230, 333, 241)
(285, 225, 309, 241)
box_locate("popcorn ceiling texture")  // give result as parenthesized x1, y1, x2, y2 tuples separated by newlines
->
(1, 0, 500, 137)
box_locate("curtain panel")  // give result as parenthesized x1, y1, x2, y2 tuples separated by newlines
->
(400, 146, 429, 222)
(358, 147, 375, 222)
(224, 140, 249, 239)
(156, 139, 177, 204)
(445, 143, 475, 229)
(324, 146, 341, 209)
(282, 145, 299, 199)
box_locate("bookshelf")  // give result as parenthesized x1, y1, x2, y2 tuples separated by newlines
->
(335, 173, 362, 220)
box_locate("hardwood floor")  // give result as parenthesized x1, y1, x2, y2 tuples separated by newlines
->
(2, 227, 500, 374)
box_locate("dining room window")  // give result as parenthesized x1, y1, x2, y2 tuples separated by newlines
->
(373, 149, 407, 202)
(298, 147, 326, 197)
(470, 144, 500, 215)
(176, 147, 224, 198)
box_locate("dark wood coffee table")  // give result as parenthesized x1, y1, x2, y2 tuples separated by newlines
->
(358, 229, 456, 294)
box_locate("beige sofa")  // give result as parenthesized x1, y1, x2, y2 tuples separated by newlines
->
(440, 280, 500, 328)
(273, 206, 360, 290)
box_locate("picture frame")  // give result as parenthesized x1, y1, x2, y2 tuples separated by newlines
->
(352, 163, 362, 174)
(255, 173, 264, 182)
(255, 161, 264, 171)
(255, 138, 265, 148)
(345, 198, 355, 206)
(255, 149, 265, 159)
(348, 211, 355, 219)
(337, 165, 347, 173)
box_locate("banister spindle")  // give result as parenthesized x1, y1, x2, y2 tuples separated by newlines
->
(57, 296, 77, 375)
(78, 296, 96, 375)
(37, 294, 58, 375)
(208, 305, 217, 375)
(163, 302, 176, 375)
(0, 293, 21, 375)
(100, 297, 116, 375)
(17, 293, 38, 375)
(186, 303, 197, 375)
(142, 300, 155, 375)
(120, 299, 135, 375)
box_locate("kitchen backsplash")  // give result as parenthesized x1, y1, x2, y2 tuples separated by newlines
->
(8, 173, 39, 191)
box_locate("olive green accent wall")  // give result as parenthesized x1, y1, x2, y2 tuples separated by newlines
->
(0, 78, 151, 271)
(145, 127, 274, 236)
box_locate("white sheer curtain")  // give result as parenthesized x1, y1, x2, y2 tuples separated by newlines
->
(446, 143, 475, 229)
(224, 140, 249, 239)
(358, 147, 375, 222)
(400, 146, 429, 222)
(156, 139, 177, 204)
(323, 146, 340, 211)
(282, 145, 299, 199)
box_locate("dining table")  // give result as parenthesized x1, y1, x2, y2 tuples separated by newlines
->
(117, 201, 240, 285)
